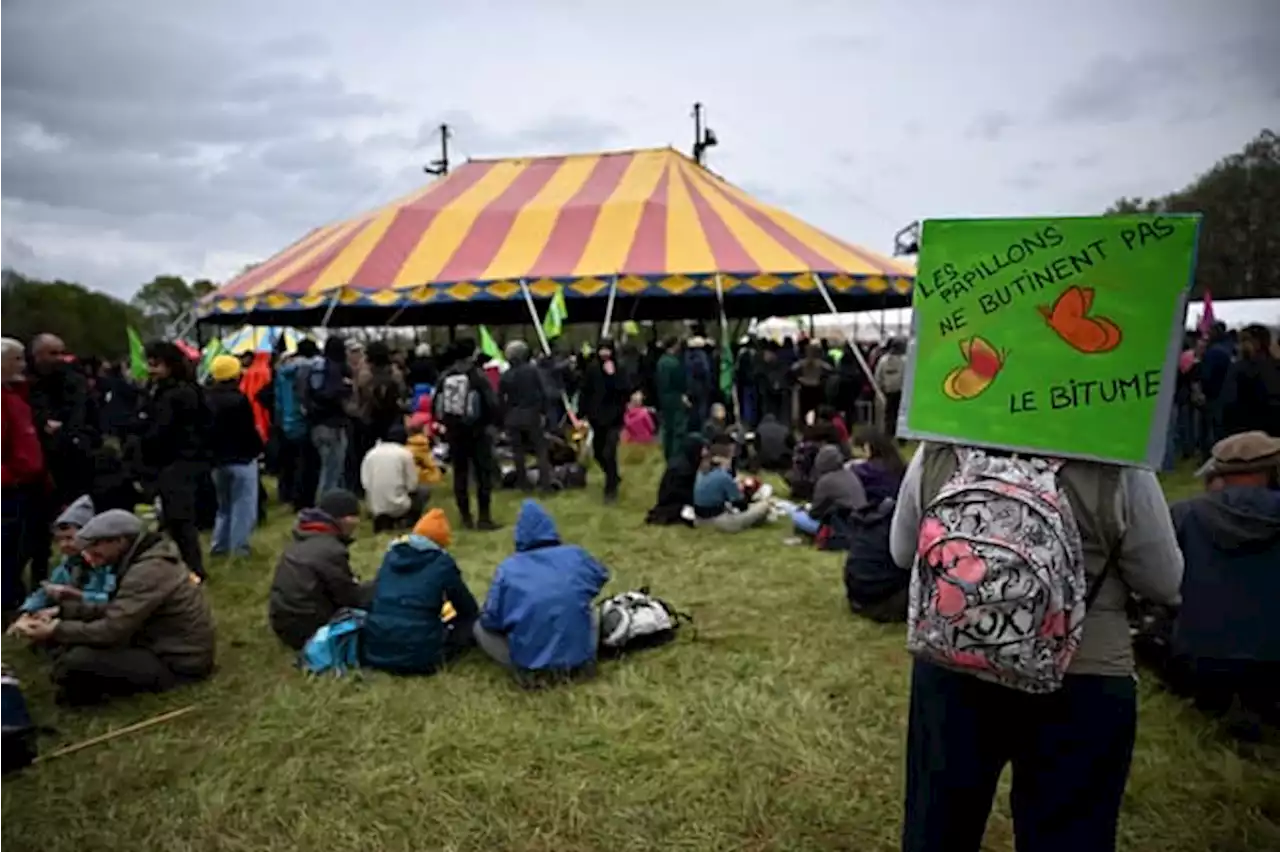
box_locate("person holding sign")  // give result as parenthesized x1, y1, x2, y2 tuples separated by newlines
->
(891, 215, 1194, 852)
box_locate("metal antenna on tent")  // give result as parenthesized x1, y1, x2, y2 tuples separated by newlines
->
(424, 124, 451, 176)
(692, 103, 718, 166)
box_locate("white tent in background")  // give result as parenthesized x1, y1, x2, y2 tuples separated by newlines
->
(754, 298, 1280, 344)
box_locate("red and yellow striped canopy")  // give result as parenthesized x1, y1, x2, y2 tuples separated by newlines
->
(206, 147, 913, 318)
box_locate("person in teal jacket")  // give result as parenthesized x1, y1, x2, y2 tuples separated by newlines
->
(361, 509, 479, 675)
(19, 495, 118, 614)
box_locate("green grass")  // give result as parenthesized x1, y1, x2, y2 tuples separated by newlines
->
(3, 448, 1277, 852)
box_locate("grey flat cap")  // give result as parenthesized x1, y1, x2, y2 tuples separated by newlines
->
(76, 509, 144, 543)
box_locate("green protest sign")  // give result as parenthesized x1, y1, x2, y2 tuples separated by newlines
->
(900, 214, 1200, 467)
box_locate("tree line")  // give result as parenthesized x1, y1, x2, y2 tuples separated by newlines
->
(1108, 128, 1279, 300)
(0, 272, 215, 360)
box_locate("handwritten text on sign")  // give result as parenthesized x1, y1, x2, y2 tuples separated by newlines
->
(902, 215, 1200, 466)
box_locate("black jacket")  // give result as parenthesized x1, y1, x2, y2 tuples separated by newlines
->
(580, 358, 628, 429)
(205, 382, 263, 466)
(141, 378, 207, 469)
(269, 512, 373, 650)
(308, 357, 353, 429)
(433, 361, 499, 434)
(499, 360, 547, 424)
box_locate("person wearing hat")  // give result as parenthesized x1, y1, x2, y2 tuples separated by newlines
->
(362, 509, 480, 674)
(268, 489, 371, 650)
(11, 508, 215, 706)
(206, 355, 263, 558)
(11, 495, 118, 618)
(500, 339, 553, 494)
(579, 339, 630, 503)
(1166, 431, 1280, 736)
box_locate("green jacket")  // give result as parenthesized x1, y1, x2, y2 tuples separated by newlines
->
(656, 353, 686, 409)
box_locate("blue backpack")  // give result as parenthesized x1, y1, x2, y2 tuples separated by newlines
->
(298, 609, 367, 676)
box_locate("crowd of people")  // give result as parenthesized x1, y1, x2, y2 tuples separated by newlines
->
(1, 319, 1277, 851)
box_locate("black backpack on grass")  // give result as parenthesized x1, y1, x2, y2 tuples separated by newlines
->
(2, 669, 37, 773)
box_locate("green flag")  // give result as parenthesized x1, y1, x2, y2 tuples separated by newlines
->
(126, 326, 148, 381)
(478, 325, 505, 364)
(198, 337, 227, 382)
(544, 286, 568, 339)
(719, 336, 734, 396)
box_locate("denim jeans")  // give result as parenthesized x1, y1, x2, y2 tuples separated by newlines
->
(211, 462, 259, 556)
(791, 507, 821, 536)
(312, 424, 348, 501)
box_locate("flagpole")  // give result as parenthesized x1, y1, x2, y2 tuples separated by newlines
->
(601, 274, 619, 340)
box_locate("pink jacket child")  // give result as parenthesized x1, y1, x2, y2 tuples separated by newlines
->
(622, 393, 657, 444)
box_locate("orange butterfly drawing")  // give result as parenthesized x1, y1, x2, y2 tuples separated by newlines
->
(942, 336, 1007, 401)
(1038, 285, 1123, 354)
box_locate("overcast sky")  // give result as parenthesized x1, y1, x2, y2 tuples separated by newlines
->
(3, 0, 1277, 299)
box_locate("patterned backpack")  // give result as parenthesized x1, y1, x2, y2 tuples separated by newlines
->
(906, 447, 1086, 693)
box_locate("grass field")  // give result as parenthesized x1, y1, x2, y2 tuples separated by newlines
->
(3, 447, 1278, 852)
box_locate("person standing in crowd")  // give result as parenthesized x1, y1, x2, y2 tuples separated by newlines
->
(1222, 324, 1280, 438)
(308, 337, 353, 500)
(205, 355, 263, 558)
(141, 341, 209, 581)
(361, 341, 406, 445)
(1198, 322, 1234, 455)
(273, 350, 305, 509)
(873, 338, 906, 436)
(580, 338, 628, 504)
(2, 338, 47, 615)
(26, 333, 95, 582)
(499, 340, 552, 493)
(684, 335, 713, 428)
(434, 339, 501, 531)
(288, 339, 322, 509)
(655, 336, 687, 462)
(891, 443, 1183, 852)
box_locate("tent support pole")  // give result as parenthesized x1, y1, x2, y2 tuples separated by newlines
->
(520, 278, 580, 427)
(714, 274, 740, 420)
(812, 272, 884, 426)
(601, 274, 619, 340)
(319, 290, 341, 329)
(383, 304, 407, 327)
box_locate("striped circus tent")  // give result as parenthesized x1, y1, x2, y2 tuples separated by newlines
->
(201, 147, 914, 326)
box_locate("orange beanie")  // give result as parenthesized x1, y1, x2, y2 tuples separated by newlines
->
(412, 508, 452, 548)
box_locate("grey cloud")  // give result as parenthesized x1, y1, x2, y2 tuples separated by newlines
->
(1048, 52, 1188, 124)
(426, 112, 625, 159)
(967, 111, 1015, 141)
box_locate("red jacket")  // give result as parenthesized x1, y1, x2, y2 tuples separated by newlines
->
(2, 382, 46, 487)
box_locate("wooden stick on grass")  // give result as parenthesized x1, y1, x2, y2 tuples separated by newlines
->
(34, 705, 198, 764)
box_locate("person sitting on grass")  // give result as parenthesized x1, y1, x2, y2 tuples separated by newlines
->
(645, 434, 707, 526)
(362, 508, 480, 675)
(849, 425, 906, 504)
(693, 453, 771, 533)
(269, 489, 372, 651)
(703, 401, 731, 444)
(473, 500, 609, 685)
(361, 424, 430, 533)
(15, 496, 117, 615)
(790, 445, 866, 539)
(9, 509, 215, 706)
(405, 413, 444, 487)
(753, 412, 793, 472)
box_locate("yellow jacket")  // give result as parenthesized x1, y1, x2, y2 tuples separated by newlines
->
(406, 435, 443, 485)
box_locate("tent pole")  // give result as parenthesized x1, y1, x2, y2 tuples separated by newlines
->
(812, 273, 884, 424)
(319, 290, 340, 329)
(520, 278, 580, 427)
(519, 279, 553, 356)
(601, 274, 619, 340)
(714, 274, 740, 420)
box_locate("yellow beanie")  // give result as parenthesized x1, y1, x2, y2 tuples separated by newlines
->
(210, 354, 242, 382)
(412, 508, 452, 548)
